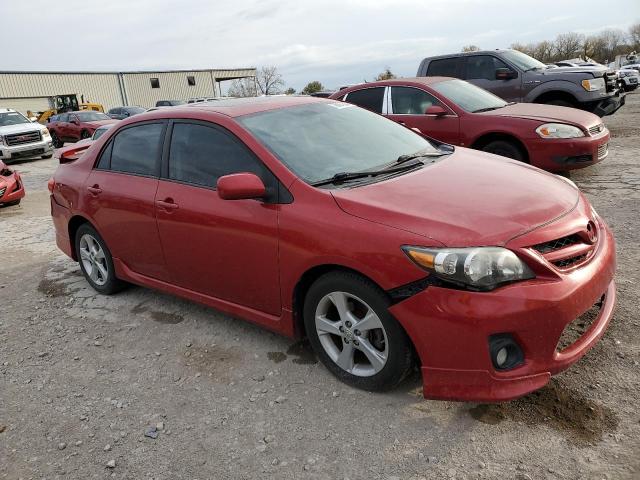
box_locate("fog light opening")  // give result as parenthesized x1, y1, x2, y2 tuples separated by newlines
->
(489, 334, 524, 371)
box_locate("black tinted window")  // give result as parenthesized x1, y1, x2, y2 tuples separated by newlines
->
(110, 123, 163, 176)
(465, 55, 510, 80)
(345, 87, 385, 113)
(97, 141, 113, 169)
(168, 122, 265, 188)
(426, 58, 460, 77)
(59, 114, 69, 122)
(391, 87, 442, 114)
(109, 108, 120, 115)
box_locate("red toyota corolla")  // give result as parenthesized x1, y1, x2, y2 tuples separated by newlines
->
(330, 78, 610, 172)
(49, 97, 616, 402)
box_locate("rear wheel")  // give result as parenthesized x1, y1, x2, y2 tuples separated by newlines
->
(481, 140, 525, 162)
(50, 132, 63, 148)
(1, 199, 21, 207)
(41, 153, 53, 159)
(75, 223, 125, 295)
(81, 130, 91, 139)
(303, 271, 414, 391)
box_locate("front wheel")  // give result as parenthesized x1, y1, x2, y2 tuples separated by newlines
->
(303, 271, 414, 391)
(481, 140, 525, 162)
(50, 132, 63, 148)
(75, 223, 125, 295)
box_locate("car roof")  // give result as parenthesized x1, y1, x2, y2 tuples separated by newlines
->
(338, 77, 453, 91)
(144, 95, 337, 119)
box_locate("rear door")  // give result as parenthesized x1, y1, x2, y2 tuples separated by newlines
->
(154, 120, 281, 315)
(462, 55, 521, 102)
(83, 121, 170, 281)
(386, 86, 460, 144)
(343, 87, 387, 114)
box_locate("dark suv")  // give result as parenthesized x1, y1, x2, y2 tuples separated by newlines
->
(417, 49, 623, 116)
(107, 106, 146, 120)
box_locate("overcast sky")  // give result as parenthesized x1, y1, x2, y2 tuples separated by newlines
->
(2, 0, 639, 91)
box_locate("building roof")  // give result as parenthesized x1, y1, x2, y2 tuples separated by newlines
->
(0, 68, 256, 79)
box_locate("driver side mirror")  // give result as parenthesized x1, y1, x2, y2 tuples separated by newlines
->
(495, 68, 517, 80)
(217, 173, 266, 200)
(425, 105, 448, 116)
(71, 118, 80, 125)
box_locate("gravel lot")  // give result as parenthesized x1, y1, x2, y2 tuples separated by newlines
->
(1, 94, 639, 480)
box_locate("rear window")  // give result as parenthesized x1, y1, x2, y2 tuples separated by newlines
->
(426, 58, 461, 77)
(344, 87, 385, 113)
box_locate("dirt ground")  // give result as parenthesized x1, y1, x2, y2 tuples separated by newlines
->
(1, 94, 639, 480)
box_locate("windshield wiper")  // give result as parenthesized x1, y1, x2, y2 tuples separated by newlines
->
(472, 106, 504, 113)
(311, 160, 424, 187)
(395, 148, 448, 164)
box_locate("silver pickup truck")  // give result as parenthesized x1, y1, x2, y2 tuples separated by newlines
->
(417, 49, 624, 117)
(0, 109, 54, 163)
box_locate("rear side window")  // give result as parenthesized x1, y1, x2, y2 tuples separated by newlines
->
(108, 123, 164, 176)
(391, 87, 442, 114)
(345, 87, 385, 113)
(59, 114, 69, 122)
(168, 122, 266, 188)
(426, 58, 461, 78)
(465, 55, 511, 80)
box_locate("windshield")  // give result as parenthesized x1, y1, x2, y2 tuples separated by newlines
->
(0, 112, 30, 127)
(76, 111, 111, 122)
(432, 79, 508, 113)
(170, 100, 186, 106)
(92, 125, 112, 140)
(238, 103, 438, 184)
(126, 107, 146, 114)
(502, 50, 547, 71)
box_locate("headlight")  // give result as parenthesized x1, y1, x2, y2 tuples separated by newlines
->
(535, 123, 584, 139)
(41, 128, 51, 137)
(619, 71, 630, 77)
(581, 78, 605, 91)
(402, 246, 535, 291)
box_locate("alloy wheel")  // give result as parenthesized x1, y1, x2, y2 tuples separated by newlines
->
(314, 291, 388, 377)
(79, 234, 109, 286)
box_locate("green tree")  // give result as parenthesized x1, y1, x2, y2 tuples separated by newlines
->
(284, 87, 296, 95)
(302, 81, 324, 95)
(461, 45, 480, 52)
(375, 67, 396, 80)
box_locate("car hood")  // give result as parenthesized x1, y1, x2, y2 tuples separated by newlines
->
(482, 103, 601, 129)
(541, 65, 607, 77)
(0, 123, 45, 135)
(330, 148, 579, 247)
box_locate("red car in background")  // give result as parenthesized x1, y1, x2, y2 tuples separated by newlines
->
(47, 111, 118, 148)
(49, 97, 615, 402)
(0, 159, 25, 206)
(330, 78, 610, 172)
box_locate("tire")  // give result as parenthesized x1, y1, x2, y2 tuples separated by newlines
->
(544, 99, 573, 108)
(50, 132, 63, 148)
(74, 223, 125, 295)
(81, 130, 91, 139)
(481, 140, 525, 162)
(1, 199, 20, 207)
(303, 271, 414, 392)
(41, 153, 53, 159)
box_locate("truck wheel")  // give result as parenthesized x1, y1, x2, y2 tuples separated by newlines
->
(481, 140, 525, 162)
(50, 132, 63, 148)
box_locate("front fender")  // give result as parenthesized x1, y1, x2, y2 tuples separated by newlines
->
(524, 80, 600, 104)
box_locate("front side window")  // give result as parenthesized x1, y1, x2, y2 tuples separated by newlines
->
(59, 114, 69, 123)
(465, 55, 512, 80)
(108, 123, 164, 176)
(432, 79, 507, 113)
(0, 112, 30, 127)
(345, 87, 385, 113)
(76, 111, 111, 122)
(238, 103, 438, 184)
(168, 122, 266, 188)
(427, 58, 461, 77)
(501, 50, 547, 71)
(391, 87, 442, 114)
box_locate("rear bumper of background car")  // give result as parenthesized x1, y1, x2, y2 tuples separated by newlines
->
(528, 130, 610, 172)
(0, 171, 25, 204)
(388, 220, 616, 402)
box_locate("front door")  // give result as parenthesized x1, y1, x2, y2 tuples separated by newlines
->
(386, 86, 461, 145)
(463, 55, 522, 102)
(155, 120, 281, 315)
(83, 121, 170, 281)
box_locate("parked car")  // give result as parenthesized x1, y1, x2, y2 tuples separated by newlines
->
(617, 68, 639, 91)
(47, 111, 118, 148)
(187, 97, 217, 103)
(155, 100, 186, 107)
(331, 78, 610, 172)
(107, 106, 146, 120)
(417, 49, 623, 116)
(0, 108, 54, 162)
(54, 124, 116, 162)
(49, 96, 616, 402)
(0, 159, 25, 206)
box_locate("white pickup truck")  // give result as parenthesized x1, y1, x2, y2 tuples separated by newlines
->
(0, 108, 54, 163)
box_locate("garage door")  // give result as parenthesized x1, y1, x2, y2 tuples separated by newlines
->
(0, 97, 51, 115)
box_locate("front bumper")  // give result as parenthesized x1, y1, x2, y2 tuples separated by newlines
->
(0, 171, 25, 205)
(591, 93, 625, 117)
(389, 220, 616, 402)
(527, 130, 610, 172)
(0, 138, 54, 162)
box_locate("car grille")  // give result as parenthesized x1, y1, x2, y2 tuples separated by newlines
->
(597, 143, 608, 160)
(604, 72, 617, 92)
(532, 234, 581, 254)
(5, 130, 42, 146)
(588, 123, 605, 136)
(556, 295, 605, 351)
(530, 224, 599, 271)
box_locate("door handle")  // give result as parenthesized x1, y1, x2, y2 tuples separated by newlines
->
(156, 198, 179, 210)
(87, 185, 102, 195)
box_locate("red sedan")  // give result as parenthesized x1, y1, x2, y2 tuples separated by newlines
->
(47, 111, 118, 148)
(49, 97, 615, 402)
(330, 78, 610, 172)
(0, 159, 25, 206)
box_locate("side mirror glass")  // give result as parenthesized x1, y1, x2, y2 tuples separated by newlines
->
(495, 68, 517, 80)
(217, 173, 266, 200)
(425, 105, 448, 116)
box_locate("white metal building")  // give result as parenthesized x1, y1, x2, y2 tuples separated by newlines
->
(0, 68, 256, 113)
